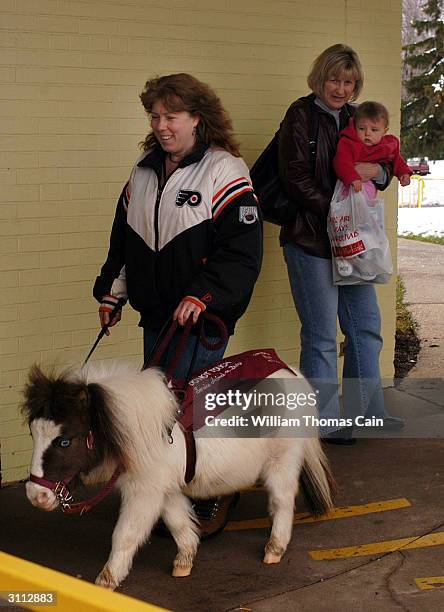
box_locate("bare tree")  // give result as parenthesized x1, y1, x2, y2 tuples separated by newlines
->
(403, 0, 427, 46)
(402, 0, 428, 87)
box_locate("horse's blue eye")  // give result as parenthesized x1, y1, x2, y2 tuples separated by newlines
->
(54, 437, 71, 448)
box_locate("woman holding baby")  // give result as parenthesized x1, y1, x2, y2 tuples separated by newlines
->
(279, 43, 405, 442)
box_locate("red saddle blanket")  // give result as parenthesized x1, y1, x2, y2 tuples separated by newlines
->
(177, 348, 293, 431)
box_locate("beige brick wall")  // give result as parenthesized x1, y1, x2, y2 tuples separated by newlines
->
(0, 0, 402, 483)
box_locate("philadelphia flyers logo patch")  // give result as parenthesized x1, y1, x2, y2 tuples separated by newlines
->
(175, 190, 202, 207)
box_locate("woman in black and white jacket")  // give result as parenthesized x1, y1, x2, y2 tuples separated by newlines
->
(94, 73, 262, 375)
(94, 74, 262, 536)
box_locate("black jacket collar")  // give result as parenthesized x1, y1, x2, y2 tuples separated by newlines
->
(137, 144, 209, 173)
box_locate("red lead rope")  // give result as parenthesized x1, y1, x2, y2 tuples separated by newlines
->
(29, 464, 123, 515)
(61, 465, 123, 515)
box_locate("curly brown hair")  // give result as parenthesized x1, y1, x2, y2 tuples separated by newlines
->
(139, 73, 240, 156)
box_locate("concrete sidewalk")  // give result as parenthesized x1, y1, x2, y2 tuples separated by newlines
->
(396, 237, 444, 411)
(397, 237, 444, 378)
(1, 238, 443, 611)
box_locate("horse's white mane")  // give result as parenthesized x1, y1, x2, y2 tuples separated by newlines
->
(66, 361, 179, 479)
(67, 359, 142, 382)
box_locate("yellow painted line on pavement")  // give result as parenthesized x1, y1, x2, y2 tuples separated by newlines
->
(226, 498, 411, 531)
(310, 531, 444, 560)
(0, 551, 168, 612)
(415, 576, 444, 591)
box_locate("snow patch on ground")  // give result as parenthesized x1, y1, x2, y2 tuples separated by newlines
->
(398, 159, 444, 237)
(398, 207, 444, 237)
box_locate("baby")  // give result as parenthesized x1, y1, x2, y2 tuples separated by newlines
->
(333, 101, 412, 198)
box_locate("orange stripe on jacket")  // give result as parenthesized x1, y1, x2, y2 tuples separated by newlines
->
(213, 187, 254, 220)
(212, 177, 249, 203)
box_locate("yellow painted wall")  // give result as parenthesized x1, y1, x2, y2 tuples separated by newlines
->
(0, 0, 402, 483)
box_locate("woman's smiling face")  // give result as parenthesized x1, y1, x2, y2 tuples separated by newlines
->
(150, 99, 199, 160)
(321, 71, 356, 110)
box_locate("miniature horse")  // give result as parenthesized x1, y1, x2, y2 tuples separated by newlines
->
(23, 361, 333, 590)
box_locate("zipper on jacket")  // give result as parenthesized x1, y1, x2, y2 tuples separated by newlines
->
(154, 185, 163, 252)
(154, 160, 180, 252)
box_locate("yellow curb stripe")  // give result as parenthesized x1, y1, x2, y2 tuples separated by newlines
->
(0, 551, 167, 612)
(226, 498, 411, 531)
(309, 531, 444, 560)
(415, 576, 444, 591)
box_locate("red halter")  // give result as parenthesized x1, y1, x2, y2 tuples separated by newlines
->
(29, 431, 123, 515)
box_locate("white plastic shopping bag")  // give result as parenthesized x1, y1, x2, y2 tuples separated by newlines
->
(327, 180, 393, 285)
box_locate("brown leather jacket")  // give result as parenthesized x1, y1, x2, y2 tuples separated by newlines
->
(278, 94, 389, 258)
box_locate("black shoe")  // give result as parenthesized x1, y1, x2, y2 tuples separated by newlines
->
(154, 493, 241, 540)
(193, 493, 240, 539)
(321, 426, 356, 445)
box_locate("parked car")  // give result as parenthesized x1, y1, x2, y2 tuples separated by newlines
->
(407, 157, 430, 176)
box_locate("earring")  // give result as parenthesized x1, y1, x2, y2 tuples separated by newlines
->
(192, 125, 196, 136)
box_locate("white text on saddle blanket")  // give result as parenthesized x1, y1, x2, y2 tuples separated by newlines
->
(23, 359, 333, 589)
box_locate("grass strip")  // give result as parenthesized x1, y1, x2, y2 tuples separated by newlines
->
(399, 233, 444, 246)
(394, 276, 420, 380)
(396, 276, 417, 335)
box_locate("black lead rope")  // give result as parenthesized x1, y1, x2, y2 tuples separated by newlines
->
(83, 298, 126, 366)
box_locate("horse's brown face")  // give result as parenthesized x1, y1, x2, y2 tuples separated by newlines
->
(23, 366, 93, 512)
(26, 415, 92, 511)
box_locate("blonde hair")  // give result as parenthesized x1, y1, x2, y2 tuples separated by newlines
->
(354, 101, 389, 127)
(307, 43, 363, 101)
(139, 73, 240, 156)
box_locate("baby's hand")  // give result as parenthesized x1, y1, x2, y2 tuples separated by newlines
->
(400, 174, 411, 187)
(351, 179, 362, 192)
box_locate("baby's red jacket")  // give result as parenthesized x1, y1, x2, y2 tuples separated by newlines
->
(333, 118, 412, 186)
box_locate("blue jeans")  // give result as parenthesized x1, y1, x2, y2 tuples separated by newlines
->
(143, 326, 228, 381)
(283, 243, 387, 432)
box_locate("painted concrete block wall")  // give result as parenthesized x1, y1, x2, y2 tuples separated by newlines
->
(0, 0, 402, 483)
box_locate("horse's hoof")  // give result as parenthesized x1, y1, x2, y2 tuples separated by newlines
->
(172, 565, 192, 577)
(95, 568, 117, 590)
(263, 552, 282, 564)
